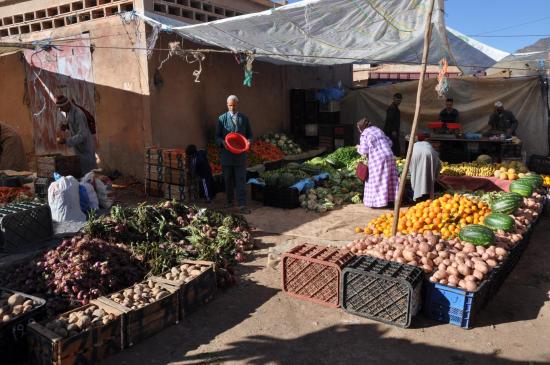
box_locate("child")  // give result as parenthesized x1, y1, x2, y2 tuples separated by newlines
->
(186, 145, 216, 202)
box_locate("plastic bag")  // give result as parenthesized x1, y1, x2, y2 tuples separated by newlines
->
(48, 176, 86, 222)
(80, 182, 99, 211)
(81, 172, 114, 209)
(79, 185, 91, 214)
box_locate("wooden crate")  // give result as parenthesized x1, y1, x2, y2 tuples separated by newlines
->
(144, 179, 164, 198)
(26, 301, 123, 365)
(144, 147, 188, 169)
(145, 166, 188, 186)
(153, 260, 217, 319)
(96, 279, 179, 347)
(36, 155, 81, 178)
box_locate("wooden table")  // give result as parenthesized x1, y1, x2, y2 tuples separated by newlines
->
(426, 137, 520, 163)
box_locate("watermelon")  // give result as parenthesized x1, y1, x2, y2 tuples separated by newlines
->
(510, 180, 533, 197)
(518, 174, 543, 189)
(503, 192, 523, 204)
(490, 197, 518, 215)
(483, 213, 515, 232)
(265, 175, 279, 186)
(458, 224, 495, 247)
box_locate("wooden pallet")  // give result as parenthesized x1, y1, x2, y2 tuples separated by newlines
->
(26, 301, 123, 365)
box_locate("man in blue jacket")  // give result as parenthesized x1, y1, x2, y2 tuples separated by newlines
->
(215, 95, 252, 214)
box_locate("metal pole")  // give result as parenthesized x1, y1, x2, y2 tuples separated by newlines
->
(391, 0, 436, 236)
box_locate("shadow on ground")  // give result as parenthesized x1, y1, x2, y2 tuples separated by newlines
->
(177, 323, 541, 365)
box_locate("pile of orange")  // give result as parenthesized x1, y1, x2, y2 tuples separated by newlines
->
(356, 194, 491, 239)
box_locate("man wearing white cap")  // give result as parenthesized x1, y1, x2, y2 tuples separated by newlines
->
(488, 101, 518, 138)
(55, 95, 97, 175)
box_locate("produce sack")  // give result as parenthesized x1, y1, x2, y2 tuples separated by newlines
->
(80, 182, 99, 211)
(48, 176, 86, 222)
(81, 172, 114, 209)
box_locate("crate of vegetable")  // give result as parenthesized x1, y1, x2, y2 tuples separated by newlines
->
(281, 244, 354, 308)
(0, 202, 53, 253)
(422, 278, 491, 329)
(153, 260, 217, 318)
(96, 278, 179, 347)
(0, 289, 46, 363)
(27, 301, 123, 365)
(340, 256, 423, 328)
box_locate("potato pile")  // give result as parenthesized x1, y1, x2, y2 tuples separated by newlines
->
(45, 305, 115, 338)
(163, 263, 209, 283)
(109, 280, 170, 310)
(0, 292, 37, 323)
(347, 231, 509, 292)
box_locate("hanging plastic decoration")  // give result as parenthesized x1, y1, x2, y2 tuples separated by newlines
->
(435, 58, 450, 98)
(243, 52, 255, 87)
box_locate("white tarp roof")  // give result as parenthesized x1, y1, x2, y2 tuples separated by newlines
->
(139, 0, 507, 72)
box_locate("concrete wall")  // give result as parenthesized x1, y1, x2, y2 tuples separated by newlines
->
(0, 5, 150, 177)
(0, 52, 34, 164)
(147, 33, 352, 151)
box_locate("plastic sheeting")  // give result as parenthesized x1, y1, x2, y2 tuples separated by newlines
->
(340, 76, 548, 157)
(140, 0, 506, 71)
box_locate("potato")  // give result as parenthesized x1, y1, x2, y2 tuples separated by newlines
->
(486, 259, 498, 268)
(2, 314, 11, 322)
(464, 275, 477, 282)
(457, 264, 471, 276)
(473, 270, 484, 281)
(458, 280, 466, 289)
(474, 262, 489, 274)
(12, 305, 23, 315)
(402, 249, 416, 262)
(447, 266, 459, 277)
(8, 294, 24, 307)
(465, 281, 478, 292)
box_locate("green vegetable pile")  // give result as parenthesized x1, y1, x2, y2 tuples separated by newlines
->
(324, 146, 362, 170)
(260, 133, 302, 155)
(84, 201, 253, 277)
(259, 163, 325, 188)
(300, 169, 363, 213)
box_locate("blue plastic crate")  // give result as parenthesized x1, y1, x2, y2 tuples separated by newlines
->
(423, 279, 489, 329)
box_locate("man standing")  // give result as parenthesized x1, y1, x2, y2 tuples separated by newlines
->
(55, 95, 97, 175)
(488, 101, 518, 138)
(439, 97, 459, 125)
(215, 95, 252, 214)
(384, 93, 402, 156)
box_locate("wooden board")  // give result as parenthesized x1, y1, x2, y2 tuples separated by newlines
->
(96, 280, 179, 348)
(152, 260, 217, 319)
(26, 300, 123, 365)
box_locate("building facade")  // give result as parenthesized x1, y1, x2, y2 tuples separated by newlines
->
(0, 0, 348, 177)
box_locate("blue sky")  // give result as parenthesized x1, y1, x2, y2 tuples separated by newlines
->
(285, 0, 550, 53)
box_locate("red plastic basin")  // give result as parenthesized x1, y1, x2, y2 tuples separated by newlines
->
(225, 132, 250, 154)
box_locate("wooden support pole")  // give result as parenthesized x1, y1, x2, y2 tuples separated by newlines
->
(391, 0, 436, 236)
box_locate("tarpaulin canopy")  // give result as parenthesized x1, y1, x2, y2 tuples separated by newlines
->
(341, 76, 549, 157)
(139, 0, 507, 72)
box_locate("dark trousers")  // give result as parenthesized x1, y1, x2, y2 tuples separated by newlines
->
(390, 136, 401, 156)
(222, 164, 247, 206)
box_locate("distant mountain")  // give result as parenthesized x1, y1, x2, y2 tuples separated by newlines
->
(515, 37, 550, 53)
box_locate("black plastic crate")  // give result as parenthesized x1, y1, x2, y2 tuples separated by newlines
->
(318, 111, 340, 124)
(0, 202, 53, 253)
(263, 185, 300, 209)
(264, 160, 284, 171)
(34, 178, 53, 200)
(341, 256, 423, 328)
(0, 288, 47, 363)
(500, 143, 522, 159)
(528, 155, 550, 175)
(250, 184, 264, 202)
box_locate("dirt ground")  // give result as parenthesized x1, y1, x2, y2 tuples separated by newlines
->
(99, 187, 550, 365)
